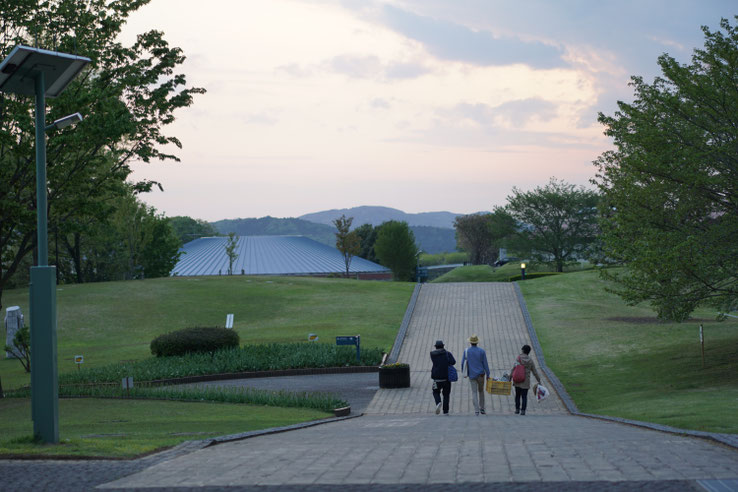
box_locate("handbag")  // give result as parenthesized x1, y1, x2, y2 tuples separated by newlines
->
(447, 353, 458, 382)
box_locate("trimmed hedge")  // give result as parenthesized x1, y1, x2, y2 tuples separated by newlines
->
(508, 272, 563, 282)
(150, 327, 240, 357)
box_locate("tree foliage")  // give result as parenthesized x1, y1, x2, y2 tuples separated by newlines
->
(333, 215, 360, 277)
(4, 324, 30, 373)
(454, 209, 516, 265)
(374, 221, 418, 281)
(225, 232, 239, 275)
(169, 216, 217, 245)
(593, 18, 738, 321)
(354, 223, 378, 263)
(505, 178, 600, 272)
(0, 0, 204, 309)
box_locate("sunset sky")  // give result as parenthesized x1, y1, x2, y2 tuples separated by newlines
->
(121, 0, 735, 221)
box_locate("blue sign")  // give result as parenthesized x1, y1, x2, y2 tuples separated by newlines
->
(336, 335, 361, 363)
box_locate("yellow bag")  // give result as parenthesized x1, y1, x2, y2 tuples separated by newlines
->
(486, 379, 512, 395)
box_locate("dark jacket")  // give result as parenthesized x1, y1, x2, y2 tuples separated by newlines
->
(430, 348, 456, 381)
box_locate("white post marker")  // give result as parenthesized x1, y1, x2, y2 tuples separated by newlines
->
(226, 314, 234, 329)
(308, 333, 319, 342)
(700, 324, 705, 369)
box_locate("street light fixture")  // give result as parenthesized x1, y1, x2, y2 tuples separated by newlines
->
(46, 112, 83, 131)
(521, 262, 526, 280)
(0, 45, 90, 444)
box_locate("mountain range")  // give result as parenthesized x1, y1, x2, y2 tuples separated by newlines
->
(212, 206, 463, 254)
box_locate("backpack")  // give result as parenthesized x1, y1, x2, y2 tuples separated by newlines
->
(447, 353, 458, 382)
(512, 356, 526, 384)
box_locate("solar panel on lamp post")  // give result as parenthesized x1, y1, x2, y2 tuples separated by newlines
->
(0, 45, 90, 444)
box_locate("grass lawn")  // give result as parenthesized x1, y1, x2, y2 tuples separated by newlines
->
(519, 269, 738, 434)
(0, 397, 330, 458)
(1, 276, 414, 390)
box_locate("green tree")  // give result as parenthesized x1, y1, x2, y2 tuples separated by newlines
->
(453, 210, 516, 265)
(0, 0, 204, 310)
(505, 178, 600, 272)
(225, 232, 239, 275)
(354, 223, 378, 263)
(374, 221, 418, 281)
(169, 216, 217, 245)
(593, 18, 738, 321)
(4, 324, 30, 373)
(333, 215, 361, 277)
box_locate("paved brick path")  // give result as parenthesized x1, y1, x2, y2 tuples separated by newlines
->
(366, 283, 566, 415)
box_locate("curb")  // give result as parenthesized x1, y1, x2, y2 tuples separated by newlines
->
(513, 282, 738, 452)
(386, 283, 422, 364)
(205, 413, 363, 446)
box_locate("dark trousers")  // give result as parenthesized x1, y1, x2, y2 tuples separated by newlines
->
(514, 386, 529, 412)
(432, 380, 451, 414)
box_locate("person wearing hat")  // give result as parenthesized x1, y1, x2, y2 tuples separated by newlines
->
(430, 340, 456, 415)
(460, 334, 490, 415)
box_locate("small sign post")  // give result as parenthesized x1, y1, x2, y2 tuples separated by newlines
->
(122, 377, 134, 397)
(307, 333, 319, 342)
(336, 335, 361, 363)
(74, 355, 83, 372)
(699, 324, 705, 369)
(225, 314, 234, 329)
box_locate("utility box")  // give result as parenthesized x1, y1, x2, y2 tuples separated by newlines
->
(5, 306, 24, 359)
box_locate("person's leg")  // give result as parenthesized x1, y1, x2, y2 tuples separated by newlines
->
(476, 376, 486, 413)
(514, 386, 521, 414)
(468, 377, 480, 414)
(520, 388, 529, 415)
(432, 381, 442, 408)
(442, 381, 451, 414)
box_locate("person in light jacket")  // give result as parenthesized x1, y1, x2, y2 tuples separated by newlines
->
(430, 340, 456, 415)
(510, 344, 541, 415)
(460, 334, 490, 416)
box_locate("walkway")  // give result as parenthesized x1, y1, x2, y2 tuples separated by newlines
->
(97, 282, 738, 489)
(366, 283, 565, 415)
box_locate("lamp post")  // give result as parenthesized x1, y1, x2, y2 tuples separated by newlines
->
(0, 45, 90, 443)
(520, 262, 526, 280)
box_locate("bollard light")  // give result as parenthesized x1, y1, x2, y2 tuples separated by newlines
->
(521, 262, 526, 280)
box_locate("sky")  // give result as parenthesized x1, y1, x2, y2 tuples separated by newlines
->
(120, 0, 736, 221)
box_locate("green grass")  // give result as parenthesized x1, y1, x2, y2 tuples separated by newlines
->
(1, 276, 414, 390)
(519, 269, 738, 434)
(0, 398, 330, 458)
(432, 261, 594, 283)
(419, 252, 468, 266)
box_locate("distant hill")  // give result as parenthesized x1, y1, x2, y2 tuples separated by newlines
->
(210, 216, 458, 254)
(212, 217, 336, 246)
(299, 205, 461, 229)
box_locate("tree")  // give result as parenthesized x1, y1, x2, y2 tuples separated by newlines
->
(505, 178, 600, 272)
(454, 210, 516, 265)
(0, 1, 204, 311)
(225, 232, 239, 275)
(169, 216, 217, 245)
(374, 221, 418, 281)
(333, 215, 361, 277)
(593, 18, 738, 321)
(354, 223, 378, 263)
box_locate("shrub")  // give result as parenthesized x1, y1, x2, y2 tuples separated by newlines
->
(150, 327, 240, 357)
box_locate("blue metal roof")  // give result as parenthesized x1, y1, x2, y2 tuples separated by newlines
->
(172, 236, 389, 276)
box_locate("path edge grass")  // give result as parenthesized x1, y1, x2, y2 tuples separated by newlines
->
(513, 282, 738, 451)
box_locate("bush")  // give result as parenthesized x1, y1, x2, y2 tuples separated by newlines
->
(150, 327, 240, 357)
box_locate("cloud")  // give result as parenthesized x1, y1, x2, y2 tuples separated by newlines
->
(276, 63, 313, 78)
(442, 98, 558, 128)
(370, 97, 391, 109)
(380, 5, 567, 69)
(385, 61, 431, 79)
(242, 112, 279, 125)
(328, 54, 383, 78)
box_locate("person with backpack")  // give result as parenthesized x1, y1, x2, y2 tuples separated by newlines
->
(460, 334, 490, 416)
(510, 344, 541, 415)
(430, 340, 456, 415)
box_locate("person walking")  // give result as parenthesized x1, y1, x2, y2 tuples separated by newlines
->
(460, 334, 490, 415)
(510, 344, 541, 415)
(430, 340, 456, 415)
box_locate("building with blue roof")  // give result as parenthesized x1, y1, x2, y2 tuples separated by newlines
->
(172, 235, 390, 278)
